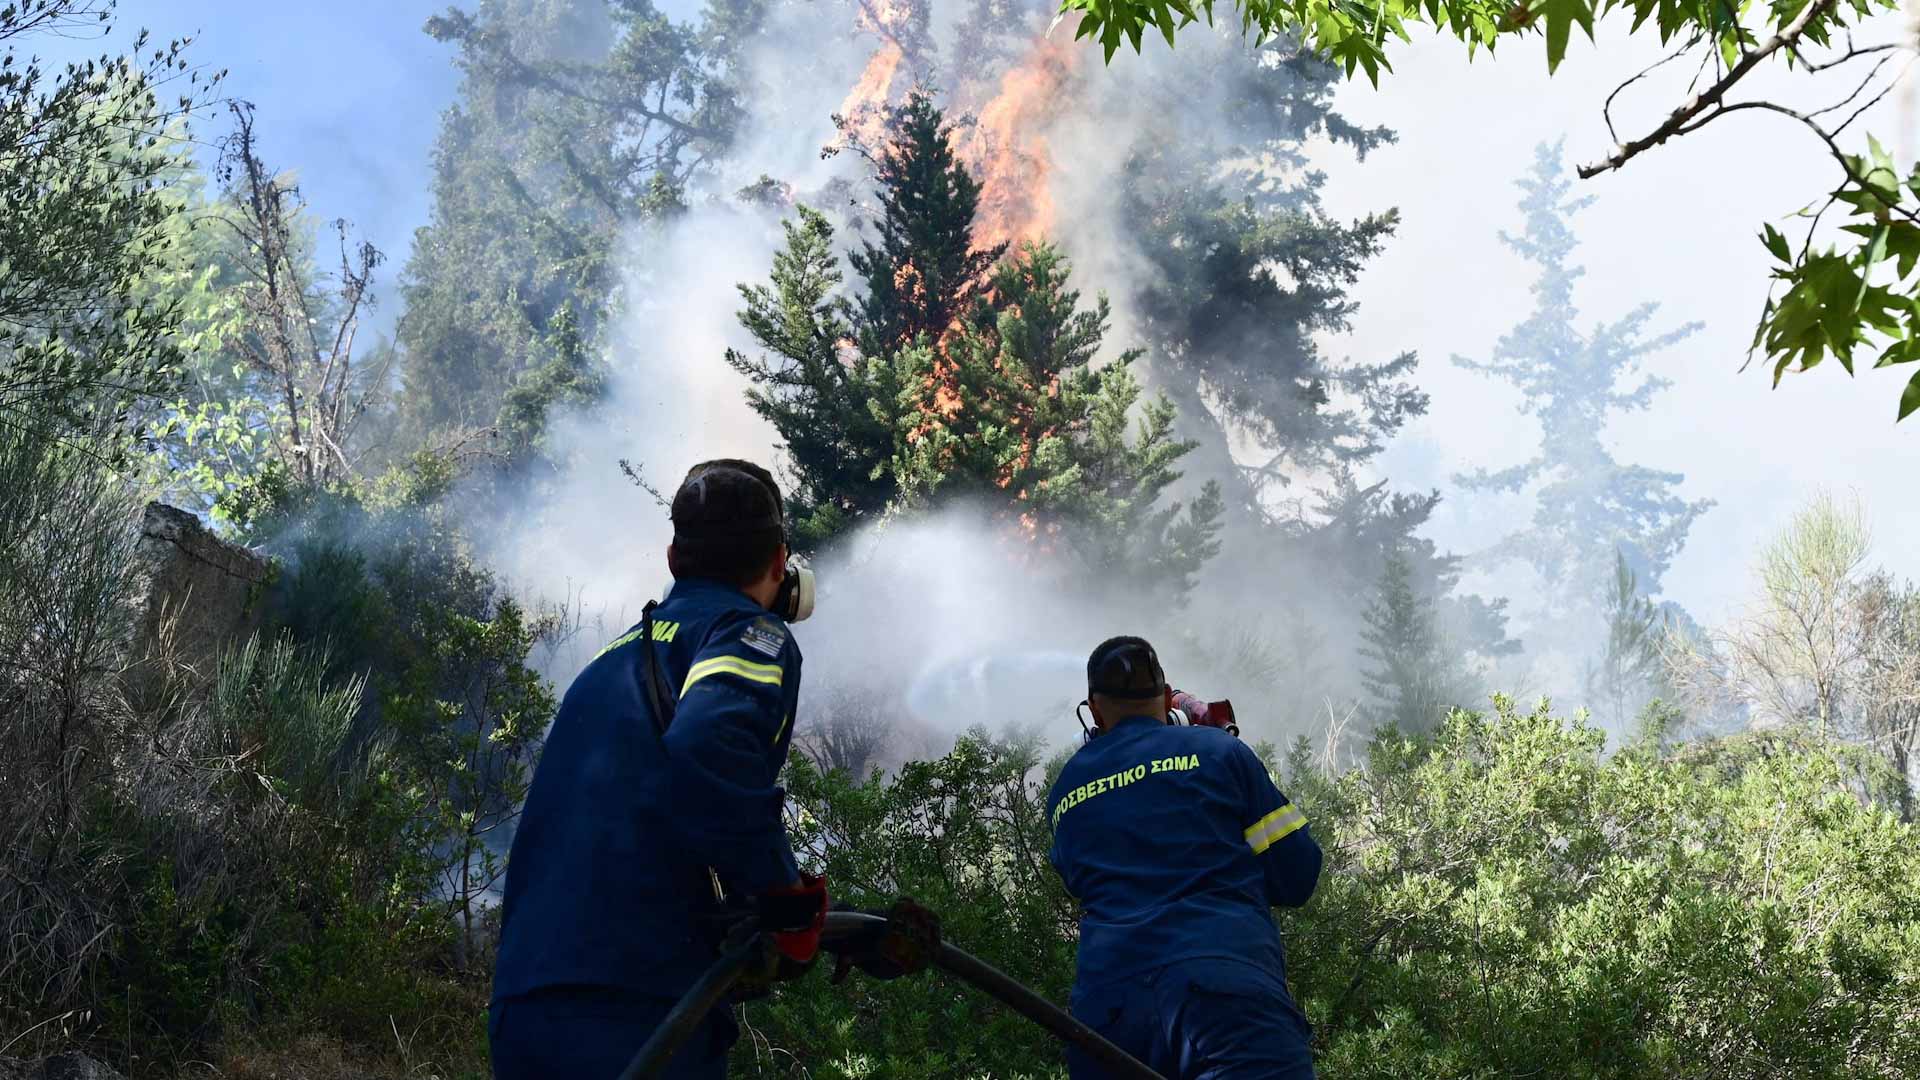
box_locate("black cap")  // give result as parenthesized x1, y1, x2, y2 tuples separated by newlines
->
(1087, 636, 1165, 699)
(670, 460, 785, 544)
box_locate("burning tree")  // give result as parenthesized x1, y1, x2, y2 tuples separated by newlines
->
(731, 91, 1220, 586)
(848, 92, 1006, 357)
(892, 242, 1223, 590)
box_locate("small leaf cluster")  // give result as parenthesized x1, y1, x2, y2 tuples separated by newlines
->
(1060, 0, 1884, 78)
(1759, 135, 1920, 420)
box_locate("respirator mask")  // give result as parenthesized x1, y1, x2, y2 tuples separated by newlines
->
(773, 555, 816, 623)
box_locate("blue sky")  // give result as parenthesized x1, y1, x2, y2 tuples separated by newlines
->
(35, 2, 464, 333)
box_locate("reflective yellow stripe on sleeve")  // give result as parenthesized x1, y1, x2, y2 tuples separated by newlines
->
(1244, 804, 1308, 854)
(681, 654, 785, 696)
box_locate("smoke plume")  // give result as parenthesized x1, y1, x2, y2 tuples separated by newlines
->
(483, 0, 1385, 757)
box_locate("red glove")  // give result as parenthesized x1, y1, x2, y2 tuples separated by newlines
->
(758, 872, 828, 964)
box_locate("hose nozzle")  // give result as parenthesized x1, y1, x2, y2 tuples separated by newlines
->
(1170, 690, 1239, 738)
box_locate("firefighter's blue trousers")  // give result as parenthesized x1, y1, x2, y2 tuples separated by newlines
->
(489, 985, 737, 1080)
(1067, 957, 1315, 1080)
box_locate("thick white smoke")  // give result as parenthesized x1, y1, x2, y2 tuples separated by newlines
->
(482, 1, 1371, 757)
(793, 504, 1326, 752)
(479, 207, 788, 655)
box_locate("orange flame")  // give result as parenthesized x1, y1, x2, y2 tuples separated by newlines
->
(834, 12, 1079, 536)
(955, 36, 1076, 252)
(836, 41, 905, 151)
(835, 0, 923, 151)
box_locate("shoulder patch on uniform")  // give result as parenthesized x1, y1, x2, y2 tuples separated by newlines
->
(739, 615, 788, 658)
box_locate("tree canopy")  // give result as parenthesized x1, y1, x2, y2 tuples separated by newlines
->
(730, 91, 1223, 585)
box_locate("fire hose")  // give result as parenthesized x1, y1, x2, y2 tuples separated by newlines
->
(617, 910, 1165, 1080)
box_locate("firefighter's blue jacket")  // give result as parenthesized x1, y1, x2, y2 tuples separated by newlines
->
(492, 577, 803, 1003)
(1047, 714, 1322, 988)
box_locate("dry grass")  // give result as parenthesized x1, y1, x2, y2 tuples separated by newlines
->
(176, 1019, 489, 1080)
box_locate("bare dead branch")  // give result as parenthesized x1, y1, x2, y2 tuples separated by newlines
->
(1799, 40, 1901, 73)
(1806, 52, 1905, 127)
(1691, 100, 1920, 226)
(1604, 37, 1702, 148)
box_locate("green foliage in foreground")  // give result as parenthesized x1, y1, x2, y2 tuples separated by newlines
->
(0, 444, 545, 1078)
(0, 3, 217, 439)
(1059, 0, 1874, 81)
(749, 699, 1920, 1079)
(1757, 136, 1920, 421)
(1294, 702, 1920, 1077)
(757, 738, 1079, 1079)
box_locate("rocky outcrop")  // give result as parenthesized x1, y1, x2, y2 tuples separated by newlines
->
(123, 503, 274, 694)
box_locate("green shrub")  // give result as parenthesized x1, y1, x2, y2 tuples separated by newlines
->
(760, 732, 1079, 1079)
(1292, 698, 1920, 1078)
(59, 460, 546, 1076)
(740, 700, 1920, 1079)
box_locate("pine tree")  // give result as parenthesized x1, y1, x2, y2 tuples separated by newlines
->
(1067, 40, 1519, 697)
(847, 90, 1006, 357)
(1587, 549, 1664, 728)
(730, 92, 1219, 587)
(732, 91, 1005, 546)
(1277, 470, 1517, 714)
(1119, 45, 1422, 523)
(726, 207, 897, 546)
(890, 242, 1224, 591)
(1455, 143, 1713, 604)
(494, 302, 606, 465)
(398, 0, 765, 441)
(1357, 549, 1466, 732)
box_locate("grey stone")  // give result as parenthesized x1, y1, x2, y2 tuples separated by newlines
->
(123, 502, 274, 696)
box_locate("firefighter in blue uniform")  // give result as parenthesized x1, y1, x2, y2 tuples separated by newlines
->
(490, 459, 831, 1079)
(1049, 636, 1324, 1080)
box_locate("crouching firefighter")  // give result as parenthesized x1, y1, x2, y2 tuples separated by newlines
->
(491, 459, 919, 1078)
(1048, 636, 1325, 1080)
